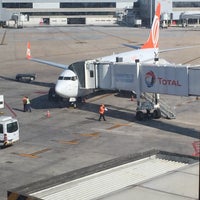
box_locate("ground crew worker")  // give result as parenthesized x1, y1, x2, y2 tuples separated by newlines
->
(22, 96, 27, 112)
(26, 96, 32, 112)
(98, 104, 107, 121)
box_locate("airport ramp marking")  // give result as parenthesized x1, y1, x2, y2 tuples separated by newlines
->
(17, 148, 51, 158)
(107, 123, 130, 130)
(59, 139, 80, 144)
(18, 153, 39, 158)
(80, 132, 100, 137)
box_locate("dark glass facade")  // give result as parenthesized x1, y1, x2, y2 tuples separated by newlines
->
(2, 3, 32, 8)
(173, 1, 200, 7)
(60, 2, 116, 8)
(2, 2, 116, 9)
(21, 11, 115, 16)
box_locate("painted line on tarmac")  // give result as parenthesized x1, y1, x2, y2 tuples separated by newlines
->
(17, 153, 39, 158)
(16, 148, 51, 158)
(59, 139, 80, 144)
(107, 123, 130, 130)
(80, 132, 100, 137)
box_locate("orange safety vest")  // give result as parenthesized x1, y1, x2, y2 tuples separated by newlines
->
(22, 97, 27, 104)
(99, 105, 105, 114)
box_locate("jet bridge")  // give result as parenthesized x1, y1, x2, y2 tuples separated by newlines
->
(83, 59, 200, 97)
(82, 59, 200, 120)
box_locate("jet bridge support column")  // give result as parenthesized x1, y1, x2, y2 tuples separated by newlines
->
(154, 57, 159, 105)
(135, 59, 162, 121)
(153, 57, 161, 118)
(135, 59, 141, 109)
(135, 59, 145, 120)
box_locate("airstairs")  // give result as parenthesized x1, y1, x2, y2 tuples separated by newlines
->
(142, 93, 176, 119)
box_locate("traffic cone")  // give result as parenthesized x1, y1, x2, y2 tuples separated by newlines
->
(46, 110, 51, 118)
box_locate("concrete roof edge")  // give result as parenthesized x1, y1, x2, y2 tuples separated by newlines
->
(8, 149, 199, 195)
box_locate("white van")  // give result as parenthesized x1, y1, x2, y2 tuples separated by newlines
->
(0, 116, 19, 148)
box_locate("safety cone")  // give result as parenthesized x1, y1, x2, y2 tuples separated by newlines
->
(46, 110, 51, 118)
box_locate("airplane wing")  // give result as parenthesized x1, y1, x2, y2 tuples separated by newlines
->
(124, 43, 200, 53)
(159, 45, 200, 53)
(26, 42, 68, 69)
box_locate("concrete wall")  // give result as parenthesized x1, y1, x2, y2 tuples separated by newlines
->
(86, 17, 117, 25)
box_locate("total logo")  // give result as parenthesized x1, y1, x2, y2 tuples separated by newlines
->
(145, 71, 156, 87)
(145, 71, 182, 88)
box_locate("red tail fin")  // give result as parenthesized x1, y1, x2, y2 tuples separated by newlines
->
(26, 42, 31, 59)
(141, 3, 161, 49)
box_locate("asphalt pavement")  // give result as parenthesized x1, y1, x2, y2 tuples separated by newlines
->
(0, 25, 199, 200)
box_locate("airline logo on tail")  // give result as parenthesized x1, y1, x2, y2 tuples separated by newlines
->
(141, 3, 161, 49)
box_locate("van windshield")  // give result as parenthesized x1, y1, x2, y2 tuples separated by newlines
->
(0, 124, 3, 133)
(7, 122, 18, 133)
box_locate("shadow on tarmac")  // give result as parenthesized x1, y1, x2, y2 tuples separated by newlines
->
(28, 93, 200, 140)
(0, 75, 54, 88)
(2, 75, 196, 139)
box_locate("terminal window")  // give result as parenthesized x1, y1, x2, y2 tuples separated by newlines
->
(2, 3, 32, 8)
(173, 2, 200, 7)
(60, 2, 116, 8)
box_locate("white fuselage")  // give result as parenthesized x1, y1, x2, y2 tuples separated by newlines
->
(55, 48, 158, 99)
(99, 48, 157, 63)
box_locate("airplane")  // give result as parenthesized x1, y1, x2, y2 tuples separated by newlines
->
(26, 3, 161, 107)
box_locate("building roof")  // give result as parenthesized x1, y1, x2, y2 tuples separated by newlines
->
(9, 150, 199, 200)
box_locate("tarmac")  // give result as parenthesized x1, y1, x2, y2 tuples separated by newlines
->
(0, 25, 200, 200)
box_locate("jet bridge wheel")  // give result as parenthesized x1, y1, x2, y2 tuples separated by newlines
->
(153, 108, 161, 119)
(136, 111, 144, 121)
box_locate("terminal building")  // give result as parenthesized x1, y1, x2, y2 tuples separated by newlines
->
(0, 0, 200, 27)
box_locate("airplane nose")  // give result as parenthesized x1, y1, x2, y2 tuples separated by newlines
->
(55, 81, 68, 98)
(55, 80, 78, 98)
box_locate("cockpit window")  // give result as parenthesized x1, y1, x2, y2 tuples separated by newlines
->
(71, 76, 77, 81)
(58, 76, 64, 80)
(59, 76, 78, 81)
(64, 77, 71, 80)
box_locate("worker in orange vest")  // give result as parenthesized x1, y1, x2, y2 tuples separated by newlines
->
(22, 96, 27, 112)
(98, 104, 107, 121)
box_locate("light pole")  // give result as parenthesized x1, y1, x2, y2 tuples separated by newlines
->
(150, 0, 152, 26)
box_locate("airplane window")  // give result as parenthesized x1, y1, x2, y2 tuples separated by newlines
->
(58, 76, 64, 80)
(90, 70, 94, 77)
(71, 76, 77, 81)
(0, 124, 3, 133)
(64, 77, 71, 80)
(60, 76, 77, 81)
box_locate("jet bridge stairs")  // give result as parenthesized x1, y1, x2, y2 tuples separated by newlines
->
(142, 93, 176, 119)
